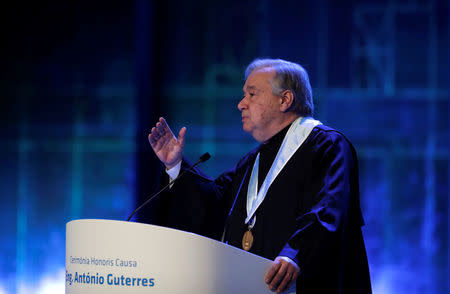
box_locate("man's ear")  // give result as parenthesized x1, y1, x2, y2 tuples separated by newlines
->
(279, 90, 294, 112)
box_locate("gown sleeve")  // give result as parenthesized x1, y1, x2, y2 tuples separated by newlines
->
(155, 153, 254, 240)
(278, 130, 361, 275)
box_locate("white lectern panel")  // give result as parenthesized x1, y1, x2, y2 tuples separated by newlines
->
(66, 219, 295, 294)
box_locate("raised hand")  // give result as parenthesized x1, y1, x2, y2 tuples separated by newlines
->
(148, 117, 186, 170)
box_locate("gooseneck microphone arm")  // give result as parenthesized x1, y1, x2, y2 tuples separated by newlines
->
(126, 152, 211, 222)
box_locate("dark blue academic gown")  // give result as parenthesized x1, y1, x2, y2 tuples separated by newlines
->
(155, 124, 372, 293)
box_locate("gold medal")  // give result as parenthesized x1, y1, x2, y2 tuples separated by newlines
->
(242, 230, 254, 251)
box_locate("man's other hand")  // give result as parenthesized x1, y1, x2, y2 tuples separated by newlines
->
(265, 256, 300, 293)
(148, 117, 185, 170)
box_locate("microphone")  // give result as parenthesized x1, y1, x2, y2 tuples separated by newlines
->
(126, 152, 211, 222)
(199, 152, 211, 162)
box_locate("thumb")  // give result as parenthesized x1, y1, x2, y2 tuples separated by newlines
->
(178, 127, 186, 148)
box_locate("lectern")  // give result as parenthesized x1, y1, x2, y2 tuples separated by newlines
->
(66, 219, 295, 293)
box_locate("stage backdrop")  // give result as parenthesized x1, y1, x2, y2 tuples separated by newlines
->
(0, 1, 448, 294)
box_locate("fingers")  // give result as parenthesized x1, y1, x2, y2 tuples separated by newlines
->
(275, 269, 295, 293)
(148, 118, 185, 151)
(265, 257, 300, 293)
(148, 127, 164, 146)
(159, 117, 172, 133)
(148, 118, 169, 145)
(148, 128, 157, 147)
(265, 260, 282, 285)
(268, 262, 287, 292)
(147, 117, 184, 167)
(287, 270, 299, 290)
(150, 117, 168, 137)
(178, 127, 186, 148)
(154, 122, 165, 138)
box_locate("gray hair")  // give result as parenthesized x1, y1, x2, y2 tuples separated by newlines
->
(245, 58, 314, 116)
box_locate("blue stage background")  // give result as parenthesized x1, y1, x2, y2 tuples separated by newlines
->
(1, 1, 448, 293)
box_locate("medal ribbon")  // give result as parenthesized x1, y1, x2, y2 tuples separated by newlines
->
(246, 153, 260, 229)
(245, 116, 322, 225)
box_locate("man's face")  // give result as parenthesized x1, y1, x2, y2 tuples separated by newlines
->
(238, 68, 282, 142)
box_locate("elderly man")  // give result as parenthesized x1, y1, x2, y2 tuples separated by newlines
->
(148, 59, 372, 293)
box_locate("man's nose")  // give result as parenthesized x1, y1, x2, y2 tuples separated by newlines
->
(237, 97, 246, 111)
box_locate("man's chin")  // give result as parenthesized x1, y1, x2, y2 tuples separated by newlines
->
(242, 124, 251, 134)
